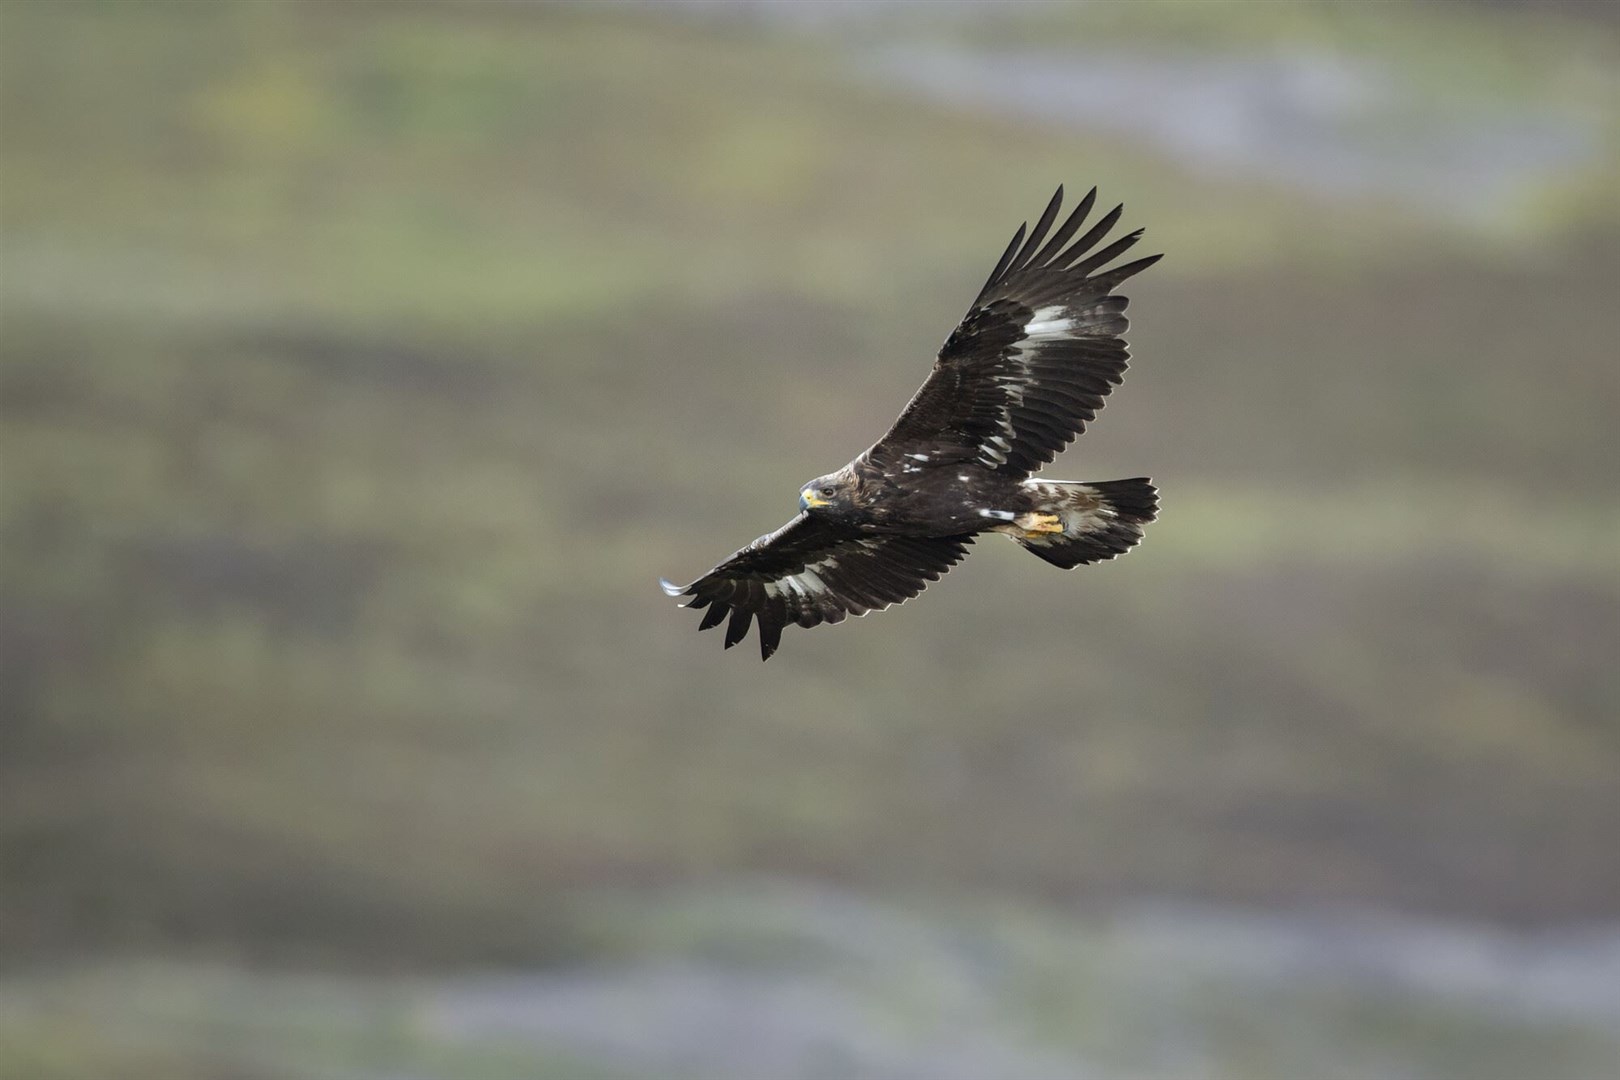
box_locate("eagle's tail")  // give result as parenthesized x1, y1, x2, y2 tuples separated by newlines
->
(1012, 478, 1158, 568)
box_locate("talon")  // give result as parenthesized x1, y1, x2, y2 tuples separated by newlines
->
(1015, 512, 1065, 536)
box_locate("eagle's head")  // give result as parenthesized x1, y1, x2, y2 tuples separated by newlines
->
(799, 469, 854, 515)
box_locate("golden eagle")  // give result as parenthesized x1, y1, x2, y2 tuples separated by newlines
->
(662, 186, 1160, 659)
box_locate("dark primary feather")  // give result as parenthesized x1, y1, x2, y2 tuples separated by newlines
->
(660, 514, 974, 660)
(1026, 186, 1096, 269)
(871, 185, 1161, 478)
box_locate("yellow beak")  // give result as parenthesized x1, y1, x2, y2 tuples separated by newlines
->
(800, 489, 829, 510)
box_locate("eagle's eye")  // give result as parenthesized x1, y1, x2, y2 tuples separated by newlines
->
(819, 485, 835, 498)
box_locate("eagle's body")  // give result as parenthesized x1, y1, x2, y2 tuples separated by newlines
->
(810, 459, 999, 535)
(662, 186, 1161, 659)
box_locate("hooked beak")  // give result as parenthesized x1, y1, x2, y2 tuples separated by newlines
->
(800, 488, 829, 511)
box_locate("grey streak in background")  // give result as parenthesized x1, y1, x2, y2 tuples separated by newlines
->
(868, 45, 1596, 223)
(426, 885, 1620, 1080)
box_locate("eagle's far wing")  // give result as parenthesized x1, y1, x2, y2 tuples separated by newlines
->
(661, 514, 974, 660)
(868, 186, 1161, 478)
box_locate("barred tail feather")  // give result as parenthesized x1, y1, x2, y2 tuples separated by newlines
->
(1015, 477, 1158, 568)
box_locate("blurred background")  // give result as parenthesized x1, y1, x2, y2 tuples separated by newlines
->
(3, 1, 1618, 1077)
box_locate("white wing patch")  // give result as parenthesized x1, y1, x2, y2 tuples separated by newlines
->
(764, 542, 892, 605)
(1022, 304, 1076, 340)
(777, 562, 833, 597)
(977, 305, 1076, 467)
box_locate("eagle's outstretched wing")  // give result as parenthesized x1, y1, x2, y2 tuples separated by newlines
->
(868, 186, 1160, 478)
(660, 514, 974, 660)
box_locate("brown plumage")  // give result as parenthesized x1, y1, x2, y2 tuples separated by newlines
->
(661, 186, 1161, 659)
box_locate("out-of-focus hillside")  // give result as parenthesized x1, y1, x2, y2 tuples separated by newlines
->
(2, 0, 1617, 996)
(8, 884, 1620, 1080)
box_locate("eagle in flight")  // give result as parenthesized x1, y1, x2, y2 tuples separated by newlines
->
(661, 186, 1160, 660)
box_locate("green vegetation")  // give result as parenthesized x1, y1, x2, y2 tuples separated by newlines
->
(1, 1, 1618, 1074)
(0, 964, 631, 1080)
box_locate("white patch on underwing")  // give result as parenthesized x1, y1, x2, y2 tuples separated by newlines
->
(1023, 304, 1077, 340)
(781, 567, 829, 597)
(978, 509, 1015, 520)
(977, 431, 1013, 467)
(906, 453, 929, 462)
(978, 333, 1044, 466)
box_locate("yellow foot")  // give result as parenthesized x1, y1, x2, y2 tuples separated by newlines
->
(1015, 512, 1065, 536)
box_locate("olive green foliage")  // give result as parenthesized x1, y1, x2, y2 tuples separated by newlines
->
(2, 0, 1617, 992)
